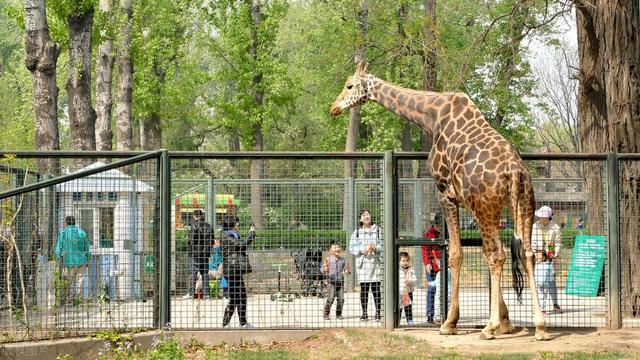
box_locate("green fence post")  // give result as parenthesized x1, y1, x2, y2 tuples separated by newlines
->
(383, 151, 396, 330)
(606, 152, 621, 329)
(159, 150, 171, 328)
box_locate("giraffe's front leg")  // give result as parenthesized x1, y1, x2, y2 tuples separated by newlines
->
(438, 197, 461, 336)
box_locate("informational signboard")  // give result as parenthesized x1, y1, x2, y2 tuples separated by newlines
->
(565, 235, 606, 297)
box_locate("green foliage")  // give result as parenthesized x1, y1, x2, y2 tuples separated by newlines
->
(249, 229, 347, 250)
(146, 337, 184, 360)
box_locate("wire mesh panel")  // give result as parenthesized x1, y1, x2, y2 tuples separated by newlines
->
(0, 155, 159, 342)
(618, 158, 640, 328)
(396, 156, 609, 329)
(169, 156, 386, 330)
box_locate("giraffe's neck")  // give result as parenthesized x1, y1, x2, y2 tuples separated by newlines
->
(367, 76, 444, 135)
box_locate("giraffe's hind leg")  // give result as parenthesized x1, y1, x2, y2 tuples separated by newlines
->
(493, 295, 516, 335)
(479, 225, 505, 340)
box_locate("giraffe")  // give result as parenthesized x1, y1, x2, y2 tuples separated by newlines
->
(330, 62, 548, 341)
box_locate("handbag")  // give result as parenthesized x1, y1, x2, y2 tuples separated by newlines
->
(401, 292, 411, 307)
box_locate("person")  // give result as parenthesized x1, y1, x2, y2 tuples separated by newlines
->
(532, 205, 563, 314)
(421, 223, 441, 323)
(348, 209, 382, 322)
(184, 210, 214, 299)
(55, 215, 90, 302)
(534, 250, 553, 314)
(399, 252, 417, 326)
(576, 218, 584, 230)
(221, 216, 255, 327)
(322, 241, 350, 320)
(208, 238, 228, 299)
(433, 265, 451, 325)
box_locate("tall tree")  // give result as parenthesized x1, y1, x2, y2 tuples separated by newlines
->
(66, 4, 96, 151)
(24, 0, 61, 173)
(115, 0, 133, 150)
(248, 0, 265, 228)
(417, 0, 437, 178)
(575, 0, 640, 318)
(95, 0, 115, 150)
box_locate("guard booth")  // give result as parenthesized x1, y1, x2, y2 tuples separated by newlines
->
(48, 162, 155, 302)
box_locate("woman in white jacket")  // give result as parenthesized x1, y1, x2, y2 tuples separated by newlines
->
(349, 209, 382, 321)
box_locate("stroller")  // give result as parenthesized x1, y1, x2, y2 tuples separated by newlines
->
(291, 248, 325, 297)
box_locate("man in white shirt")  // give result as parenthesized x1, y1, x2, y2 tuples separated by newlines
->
(532, 205, 563, 314)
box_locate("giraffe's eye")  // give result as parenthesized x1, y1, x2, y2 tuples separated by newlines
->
(347, 84, 353, 90)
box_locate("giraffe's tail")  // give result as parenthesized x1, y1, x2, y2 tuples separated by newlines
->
(509, 168, 533, 304)
(510, 232, 525, 304)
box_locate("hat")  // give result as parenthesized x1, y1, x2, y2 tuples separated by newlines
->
(535, 205, 553, 218)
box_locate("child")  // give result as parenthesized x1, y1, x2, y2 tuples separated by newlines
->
(208, 238, 228, 299)
(534, 250, 553, 314)
(322, 241, 350, 320)
(399, 252, 417, 326)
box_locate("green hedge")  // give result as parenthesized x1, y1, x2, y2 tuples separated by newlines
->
(174, 228, 347, 250)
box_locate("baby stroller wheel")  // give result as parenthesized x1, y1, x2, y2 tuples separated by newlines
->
(295, 293, 301, 298)
(270, 294, 276, 301)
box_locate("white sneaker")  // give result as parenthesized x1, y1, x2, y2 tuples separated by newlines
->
(182, 293, 192, 299)
(241, 323, 253, 328)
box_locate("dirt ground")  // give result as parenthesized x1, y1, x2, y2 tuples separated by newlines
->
(401, 327, 640, 355)
(259, 327, 640, 358)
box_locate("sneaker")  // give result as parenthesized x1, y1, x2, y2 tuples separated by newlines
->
(241, 323, 253, 328)
(427, 315, 434, 324)
(374, 315, 381, 322)
(182, 293, 192, 299)
(407, 320, 414, 326)
(542, 310, 547, 315)
(359, 314, 368, 322)
(433, 318, 442, 326)
(336, 315, 344, 320)
(324, 314, 330, 321)
(553, 305, 563, 314)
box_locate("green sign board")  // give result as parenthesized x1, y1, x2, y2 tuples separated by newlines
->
(565, 235, 606, 297)
(144, 255, 155, 274)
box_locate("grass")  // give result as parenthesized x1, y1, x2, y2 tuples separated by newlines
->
(91, 329, 639, 360)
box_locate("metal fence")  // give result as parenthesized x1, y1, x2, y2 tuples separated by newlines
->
(0, 150, 637, 342)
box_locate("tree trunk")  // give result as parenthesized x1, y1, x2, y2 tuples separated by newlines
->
(418, 0, 437, 178)
(95, 0, 115, 151)
(116, 0, 133, 151)
(343, 0, 367, 231)
(249, 0, 264, 229)
(24, 0, 61, 175)
(67, 9, 96, 153)
(140, 112, 162, 150)
(575, 0, 640, 317)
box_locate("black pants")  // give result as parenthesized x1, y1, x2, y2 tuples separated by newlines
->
(360, 281, 381, 318)
(324, 281, 344, 316)
(223, 272, 247, 326)
(400, 292, 413, 322)
(188, 257, 209, 296)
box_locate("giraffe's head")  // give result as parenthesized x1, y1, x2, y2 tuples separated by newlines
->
(330, 61, 372, 116)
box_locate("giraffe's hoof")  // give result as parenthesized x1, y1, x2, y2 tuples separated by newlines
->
(439, 324, 457, 335)
(479, 329, 495, 340)
(494, 322, 516, 335)
(535, 326, 550, 341)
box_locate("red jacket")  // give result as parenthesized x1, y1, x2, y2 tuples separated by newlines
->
(421, 226, 441, 273)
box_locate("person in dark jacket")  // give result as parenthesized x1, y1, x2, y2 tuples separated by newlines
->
(221, 216, 255, 327)
(184, 210, 214, 299)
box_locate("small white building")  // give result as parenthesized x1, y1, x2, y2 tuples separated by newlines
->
(54, 162, 154, 300)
